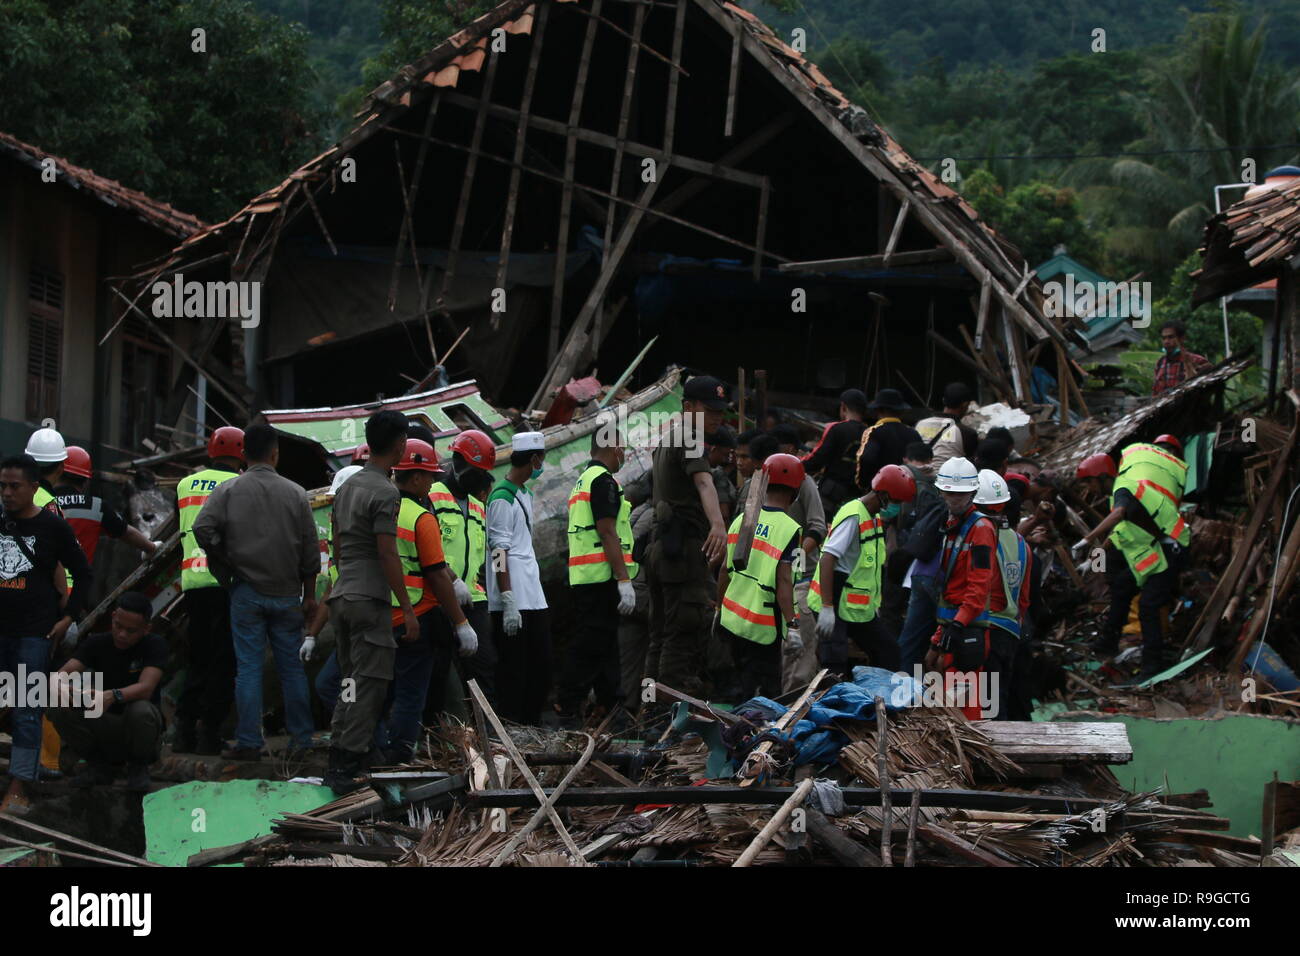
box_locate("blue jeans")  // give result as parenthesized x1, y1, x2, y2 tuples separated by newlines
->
(0, 636, 50, 782)
(386, 616, 440, 760)
(898, 574, 941, 674)
(229, 581, 314, 749)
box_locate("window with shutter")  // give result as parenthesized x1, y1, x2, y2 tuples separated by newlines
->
(26, 267, 64, 422)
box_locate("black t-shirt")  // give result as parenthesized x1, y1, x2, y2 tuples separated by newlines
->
(805, 420, 869, 489)
(73, 631, 168, 709)
(585, 460, 622, 524)
(0, 508, 93, 639)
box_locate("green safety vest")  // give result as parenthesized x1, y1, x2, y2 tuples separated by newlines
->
(390, 497, 430, 609)
(35, 486, 61, 516)
(983, 525, 1028, 638)
(1110, 442, 1190, 585)
(177, 467, 237, 591)
(566, 464, 638, 585)
(721, 508, 801, 645)
(430, 481, 488, 602)
(807, 500, 885, 622)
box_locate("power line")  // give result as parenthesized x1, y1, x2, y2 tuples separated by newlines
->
(915, 143, 1300, 162)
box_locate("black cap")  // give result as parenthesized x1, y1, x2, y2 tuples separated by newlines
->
(683, 375, 730, 410)
(868, 388, 909, 412)
(942, 381, 973, 408)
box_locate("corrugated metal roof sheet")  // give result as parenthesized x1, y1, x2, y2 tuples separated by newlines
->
(0, 130, 206, 239)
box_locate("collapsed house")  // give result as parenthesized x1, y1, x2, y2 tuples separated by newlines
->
(119, 0, 1083, 443)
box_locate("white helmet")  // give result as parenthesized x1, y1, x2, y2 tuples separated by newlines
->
(934, 456, 979, 492)
(974, 468, 1010, 505)
(328, 464, 363, 496)
(25, 427, 67, 463)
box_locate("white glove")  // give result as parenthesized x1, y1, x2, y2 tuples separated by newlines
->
(452, 577, 472, 606)
(299, 636, 316, 662)
(1071, 537, 1090, 561)
(455, 619, 479, 657)
(616, 579, 636, 616)
(501, 590, 522, 636)
(150, 540, 164, 555)
(786, 627, 804, 654)
(816, 607, 837, 639)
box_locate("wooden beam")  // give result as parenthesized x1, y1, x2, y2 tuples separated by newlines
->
(603, 1, 647, 253)
(916, 824, 1015, 867)
(807, 808, 881, 866)
(662, 0, 688, 155)
(779, 247, 953, 273)
(753, 176, 769, 281)
(731, 469, 768, 571)
(733, 778, 813, 867)
(974, 275, 991, 350)
(528, 174, 664, 413)
(882, 198, 911, 266)
(390, 93, 441, 311)
(724, 13, 742, 137)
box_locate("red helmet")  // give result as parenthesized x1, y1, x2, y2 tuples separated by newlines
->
(1004, 471, 1031, 492)
(351, 443, 371, 464)
(1076, 453, 1117, 480)
(762, 452, 805, 490)
(64, 445, 93, 479)
(1154, 434, 1183, 454)
(450, 429, 496, 470)
(208, 426, 245, 463)
(393, 438, 441, 473)
(871, 463, 916, 503)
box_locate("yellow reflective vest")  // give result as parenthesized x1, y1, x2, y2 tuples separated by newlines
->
(390, 497, 430, 609)
(807, 499, 885, 622)
(721, 507, 801, 645)
(177, 467, 238, 590)
(430, 481, 488, 602)
(1109, 442, 1189, 585)
(566, 464, 638, 585)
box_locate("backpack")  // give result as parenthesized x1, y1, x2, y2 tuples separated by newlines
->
(897, 478, 945, 562)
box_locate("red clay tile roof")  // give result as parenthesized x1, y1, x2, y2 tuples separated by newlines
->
(0, 131, 206, 240)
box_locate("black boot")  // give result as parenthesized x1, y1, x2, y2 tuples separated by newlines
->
(195, 726, 224, 756)
(324, 748, 368, 795)
(173, 719, 197, 754)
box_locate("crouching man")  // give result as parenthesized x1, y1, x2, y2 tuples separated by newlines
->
(50, 592, 166, 792)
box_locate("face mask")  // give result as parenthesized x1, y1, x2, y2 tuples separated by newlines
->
(1163, 345, 1180, 356)
(530, 466, 544, 481)
(879, 502, 901, 520)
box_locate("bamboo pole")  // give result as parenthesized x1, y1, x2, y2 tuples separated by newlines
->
(732, 778, 813, 867)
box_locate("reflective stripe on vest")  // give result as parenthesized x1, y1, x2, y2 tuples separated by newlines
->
(807, 500, 885, 622)
(429, 482, 487, 602)
(60, 496, 104, 586)
(720, 508, 801, 644)
(177, 468, 237, 590)
(390, 497, 429, 608)
(978, 526, 1026, 638)
(566, 464, 639, 585)
(1111, 442, 1190, 585)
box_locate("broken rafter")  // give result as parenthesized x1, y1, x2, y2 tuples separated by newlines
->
(603, 0, 647, 254)
(882, 197, 911, 266)
(389, 93, 442, 311)
(778, 247, 953, 273)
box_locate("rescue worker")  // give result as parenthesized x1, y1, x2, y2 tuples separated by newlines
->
(24, 426, 68, 516)
(913, 383, 979, 469)
(305, 465, 363, 712)
(1073, 439, 1190, 680)
(715, 453, 805, 701)
(973, 469, 1032, 719)
(811, 463, 916, 676)
(384, 440, 476, 764)
(173, 426, 244, 754)
(56, 446, 160, 565)
(802, 388, 870, 517)
(486, 432, 551, 725)
(708, 426, 739, 523)
(645, 376, 729, 707)
(556, 426, 638, 726)
(427, 429, 497, 709)
(924, 457, 998, 720)
(854, 389, 921, 490)
(896, 443, 947, 672)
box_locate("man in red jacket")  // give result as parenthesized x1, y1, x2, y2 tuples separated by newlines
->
(924, 457, 997, 719)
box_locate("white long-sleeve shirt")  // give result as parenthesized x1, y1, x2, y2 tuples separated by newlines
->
(485, 482, 547, 611)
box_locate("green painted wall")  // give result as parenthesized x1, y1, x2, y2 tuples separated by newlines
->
(1076, 714, 1300, 838)
(143, 779, 333, 867)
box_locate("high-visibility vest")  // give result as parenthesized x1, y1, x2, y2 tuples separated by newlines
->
(430, 481, 488, 602)
(721, 508, 801, 645)
(936, 509, 994, 628)
(177, 467, 237, 590)
(34, 486, 62, 517)
(390, 497, 430, 609)
(566, 464, 638, 585)
(807, 500, 885, 622)
(981, 526, 1028, 638)
(1110, 442, 1190, 585)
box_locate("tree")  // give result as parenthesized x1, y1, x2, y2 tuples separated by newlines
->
(359, 0, 497, 91)
(0, 0, 323, 223)
(961, 170, 1099, 266)
(1149, 250, 1260, 362)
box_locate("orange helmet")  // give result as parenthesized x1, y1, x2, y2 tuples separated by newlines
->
(872, 463, 917, 503)
(208, 426, 245, 463)
(1076, 453, 1117, 480)
(64, 445, 93, 479)
(351, 443, 371, 464)
(1154, 434, 1183, 455)
(450, 430, 496, 470)
(393, 438, 441, 473)
(762, 452, 805, 490)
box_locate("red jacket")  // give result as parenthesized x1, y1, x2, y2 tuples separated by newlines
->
(937, 506, 998, 627)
